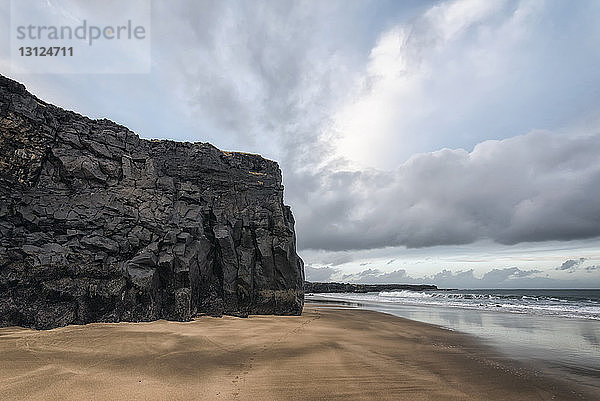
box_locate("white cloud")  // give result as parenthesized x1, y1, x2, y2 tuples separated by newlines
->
(306, 265, 600, 288)
(329, 0, 580, 169)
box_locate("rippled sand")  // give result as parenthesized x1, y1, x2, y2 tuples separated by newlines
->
(0, 306, 592, 400)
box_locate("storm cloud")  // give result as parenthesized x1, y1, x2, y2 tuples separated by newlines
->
(148, 0, 600, 253)
(296, 131, 600, 251)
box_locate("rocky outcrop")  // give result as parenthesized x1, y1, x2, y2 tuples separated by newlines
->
(0, 75, 304, 329)
(304, 282, 436, 294)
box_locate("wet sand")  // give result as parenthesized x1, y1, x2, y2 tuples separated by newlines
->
(0, 305, 593, 400)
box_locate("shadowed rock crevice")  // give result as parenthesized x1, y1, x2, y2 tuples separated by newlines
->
(0, 74, 304, 329)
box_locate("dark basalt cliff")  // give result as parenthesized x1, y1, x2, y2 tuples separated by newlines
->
(0, 75, 304, 329)
(304, 282, 437, 293)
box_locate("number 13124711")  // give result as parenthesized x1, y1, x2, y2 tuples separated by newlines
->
(19, 47, 73, 56)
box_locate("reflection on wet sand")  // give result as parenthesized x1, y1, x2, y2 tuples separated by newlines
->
(307, 294, 600, 394)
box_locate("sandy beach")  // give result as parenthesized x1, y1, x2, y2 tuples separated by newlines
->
(0, 305, 593, 401)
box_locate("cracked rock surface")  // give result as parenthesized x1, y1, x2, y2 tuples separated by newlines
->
(0, 75, 304, 329)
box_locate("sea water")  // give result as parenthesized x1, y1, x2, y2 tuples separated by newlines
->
(307, 289, 600, 391)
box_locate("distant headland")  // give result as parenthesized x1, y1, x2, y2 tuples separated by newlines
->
(304, 281, 437, 293)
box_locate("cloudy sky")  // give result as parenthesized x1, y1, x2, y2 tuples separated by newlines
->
(1, 0, 600, 288)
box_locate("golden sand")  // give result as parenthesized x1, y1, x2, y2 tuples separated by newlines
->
(0, 306, 591, 400)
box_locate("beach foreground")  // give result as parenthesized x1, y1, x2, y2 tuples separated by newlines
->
(0, 306, 593, 400)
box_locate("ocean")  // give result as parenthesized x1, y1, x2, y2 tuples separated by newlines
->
(307, 288, 600, 393)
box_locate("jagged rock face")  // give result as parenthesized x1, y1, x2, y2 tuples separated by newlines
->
(0, 75, 304, 329)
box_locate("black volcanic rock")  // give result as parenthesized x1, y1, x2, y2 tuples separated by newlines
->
(304, 282, 436, 293)
(0, 75, 304, 329)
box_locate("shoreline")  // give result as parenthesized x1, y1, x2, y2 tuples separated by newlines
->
(307, 293, 600, 396)
(0, 306, 596, 400)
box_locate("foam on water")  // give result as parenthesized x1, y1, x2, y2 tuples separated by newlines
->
(316, 289, 600, 320)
